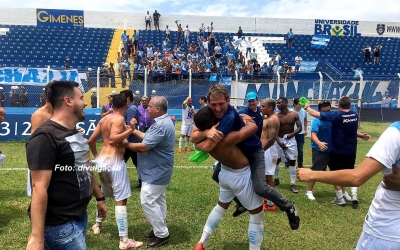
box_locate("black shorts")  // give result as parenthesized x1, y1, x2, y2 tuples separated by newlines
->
(328, 151, 356, 171)
(311, 149, 330, 171)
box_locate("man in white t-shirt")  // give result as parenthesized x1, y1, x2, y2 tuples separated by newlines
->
(184, 25, 191, 44)
(145, 11, 152, 30)
(246, 37, 258, 58)
(207, 22, 213, 37)
(294, 54, 302, 72)
(298, 121, 400, 249)
(292, 98, 307, 168)
(382, 91, 392, 108)
(178, 96, 196, 153)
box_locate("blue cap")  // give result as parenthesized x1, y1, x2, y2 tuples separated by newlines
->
(246, 92, 257, 101)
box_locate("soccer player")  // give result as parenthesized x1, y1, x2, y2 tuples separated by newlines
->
(88, 93, 143, 249)
(193, 107, 264, 250)
(260, 98, 280, 210)
(191, 84, 299, 230)
(178, 96, 195, 152)
(298, 121, 400, 249)
(274, 98, 302, 193)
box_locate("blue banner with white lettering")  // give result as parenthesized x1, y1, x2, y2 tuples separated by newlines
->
(36, 9, 84, 27)
(300, 61, 319, 73)
(0, 68, 81, 85)
(311, 34, 331, 50)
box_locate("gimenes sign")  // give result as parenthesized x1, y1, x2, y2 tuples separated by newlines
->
(36, 9, 84, 27)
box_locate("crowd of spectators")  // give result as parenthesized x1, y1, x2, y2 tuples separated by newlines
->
(101, 19, 296, 86)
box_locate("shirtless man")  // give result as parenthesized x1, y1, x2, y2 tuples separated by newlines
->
(274, 97, 302, 193)
(27, 82, 54, 196)
(193, 107, 264, 250)
(260, 98, 280, 210)
(88, 93, 143, 249)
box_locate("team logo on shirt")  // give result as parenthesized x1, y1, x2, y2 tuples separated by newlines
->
(376, 24, 385, 35)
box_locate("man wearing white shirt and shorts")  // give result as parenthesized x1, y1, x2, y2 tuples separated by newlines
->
(297, 121, 400, 249)
(178, 96, 195, 153)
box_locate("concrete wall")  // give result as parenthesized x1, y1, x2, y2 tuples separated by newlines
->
(1, 8, 400, 38)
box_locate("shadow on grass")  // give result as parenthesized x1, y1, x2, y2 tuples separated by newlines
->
(221, 240, 249, 250)
(167, 223, 191, 246)
(0, 203, 27, 229)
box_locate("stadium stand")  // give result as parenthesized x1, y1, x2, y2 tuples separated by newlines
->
(0, 25, 113, 70)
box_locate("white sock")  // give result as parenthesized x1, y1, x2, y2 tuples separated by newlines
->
(185, 137, 189, 148)
(335, 190, 343, 199)
(201, 204, 226, 247)
(179, 137, 183, 149)
(350, 187, 358, 195)
(274, 164, 280, 179)
(115, 206, 129, 242)
(306, 191, 313, 195)
(249, 211, 264, 250)
(289, 166, 296, 184)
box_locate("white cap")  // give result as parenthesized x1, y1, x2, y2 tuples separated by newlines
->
(42, 88, 45, 90)
(92, 88, 97, 93)
(112, 90, 117, 95)
(0, 87, 3, 90)
(152, 90, 156, 94)
(135, 90, 140, 95)
(88, 68, 92, 71)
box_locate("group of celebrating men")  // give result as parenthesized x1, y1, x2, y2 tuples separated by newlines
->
(22, 80, 400, 250)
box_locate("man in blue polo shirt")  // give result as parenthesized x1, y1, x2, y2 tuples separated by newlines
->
(121, 96, 174, 248)
(304, 97, 370, 206)
(192, 84, 300, 230)
(305, 101, 332, 200)
(238, 92, 263, 139)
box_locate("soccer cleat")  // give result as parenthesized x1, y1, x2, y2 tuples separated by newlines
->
(91, 224, 101, 235)
(178, 148, 182, 153)
(286, 204, 300, 230)
(119, 239, 143, 249)
(290, 184, 299, 194)
(305, 192, 316, 200)
(194, 242, 206, 250)
(265, 204, 277, 211)
(232, 204, 247, 217)
(351, 194, 359, 205)
(185, 147, 191, 152)
(331, 197, 346, 206)
(273, 178, 280, 186)
(343, 192, 352, 202)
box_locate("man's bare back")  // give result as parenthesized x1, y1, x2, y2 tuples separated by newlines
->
(97, 113, 126, 158)
(209, 136, 249, 169)
(31, 105, 53, 133)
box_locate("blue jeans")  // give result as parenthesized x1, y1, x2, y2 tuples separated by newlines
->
(295, 134, 305, 167)
(44, 212, 88, 250)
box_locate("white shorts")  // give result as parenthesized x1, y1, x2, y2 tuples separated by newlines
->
(277, 136, 297, 161)
(181, 124, 194, 136)
(96, 156, 131, 202)
(356, 230, 400, 250)
(264, 142, 279, 176)
(219, 165, 263, 210)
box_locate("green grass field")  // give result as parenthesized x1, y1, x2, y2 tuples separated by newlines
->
(0, 121, 391, 250)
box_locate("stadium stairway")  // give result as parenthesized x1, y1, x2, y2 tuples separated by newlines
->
(84, 28, 138, 108)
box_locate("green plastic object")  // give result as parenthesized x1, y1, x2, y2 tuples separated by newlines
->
(189, 150, 209, 165)
(299, 97, 310, 107)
